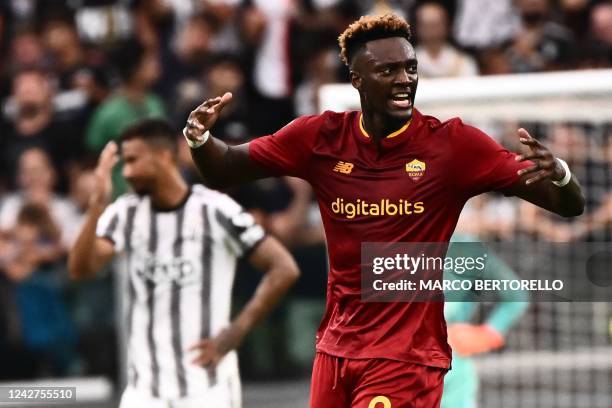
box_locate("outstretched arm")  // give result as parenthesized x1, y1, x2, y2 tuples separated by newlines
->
(184, 93, 270, 189)
(189, 236, 300, 367)
(503, 128, 584, 217)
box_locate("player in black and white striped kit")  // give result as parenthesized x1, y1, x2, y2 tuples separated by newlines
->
(68, 119, 300, 407)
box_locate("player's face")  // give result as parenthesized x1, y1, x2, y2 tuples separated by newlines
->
(121, 138, 160, 196)
(352, 37, 418, 122)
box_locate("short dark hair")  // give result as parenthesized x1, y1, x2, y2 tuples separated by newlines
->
(119, 118, 178, 156)
(338, 13, 412, 67)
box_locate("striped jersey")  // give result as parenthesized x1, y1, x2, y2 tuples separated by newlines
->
(96, 184, 265, 399)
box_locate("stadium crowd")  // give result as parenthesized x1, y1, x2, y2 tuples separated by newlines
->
(0, 0, 610, 385)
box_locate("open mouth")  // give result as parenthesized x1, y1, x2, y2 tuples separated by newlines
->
(389, 92, 412, 109)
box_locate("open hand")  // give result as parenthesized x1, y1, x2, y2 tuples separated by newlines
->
(188, 325, 245, 368)
(515, 128, 566, 185)
(90, 142, 119, 209)
(184, 92, 233, 142)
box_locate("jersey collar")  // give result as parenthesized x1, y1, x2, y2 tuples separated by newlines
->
(150, 186, 192, 212)
(355, 109, 421, 147)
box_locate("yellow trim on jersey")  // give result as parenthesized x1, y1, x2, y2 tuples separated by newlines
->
(359, 113, 411, 139)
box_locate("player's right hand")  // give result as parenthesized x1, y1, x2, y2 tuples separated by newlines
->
(184, 92, 233, 141)
(90, 141, 119, 210)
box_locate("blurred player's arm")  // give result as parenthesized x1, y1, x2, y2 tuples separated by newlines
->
(184, 92, 270, 189)
(68, 142, 118, 279)
(190, 235, 300, 367)
(448, 249, 529, 357)
(68, 208, 116, 279)
(504, 128, 584, 217)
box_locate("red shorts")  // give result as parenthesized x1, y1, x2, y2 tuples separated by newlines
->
(310, 352, 446, 408)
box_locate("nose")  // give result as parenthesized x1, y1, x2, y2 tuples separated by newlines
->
(395, 68, 413, 85)
(122, 164, 132, 179)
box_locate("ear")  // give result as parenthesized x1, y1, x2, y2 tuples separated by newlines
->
(158, 149, 174, 165)
(350, 70, 362, 90)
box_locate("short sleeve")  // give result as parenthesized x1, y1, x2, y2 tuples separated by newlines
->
(248, 114, 321, 178)
(96, 201, 125, 252)
(214, 196, 266, 259)
(451, 120, 532, 198)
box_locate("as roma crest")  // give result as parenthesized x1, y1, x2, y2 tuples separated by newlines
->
(406, 159, 426, 181)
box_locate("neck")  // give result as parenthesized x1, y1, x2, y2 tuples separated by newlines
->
(150, 169, 189, 211)
(122, 83, 147, 102)
(361, 110, 411, 140)
(425, 42, 444, 57)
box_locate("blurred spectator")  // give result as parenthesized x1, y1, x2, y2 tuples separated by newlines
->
(0, 203, 76, 378)
(248, 0, 296, 134)
(68, 168, 97, 217)
(295, 46, 340, 116)
(559, 0, 592, 42)
(366, 0, 410, 18)
(132, 0, 174, 52)
(203, 0, 245, 55)
(454, 0, 520, 50)
(505, 0, 577, 72)
(173, 52, 250, 184)
(156, 13, 215, 104)
(414, 2, 478, 78)
(1, 69, 83, 190)
(0, 6, 8, 77)
(7, 25, 45, 73)
(72, 0, 132, 45)
(85, 38, 164, 195)
(0, 148, 82, 249)
(591, 2, 612, 48)
(1, 203, 64, 279)
(175, 12, 214, 66)
(43, 15, 108, 106)
(289, 1, 357, 104)
(153, 0, 245, 108)
(41, 11, 87, 93)
(581, 2, 612, 68)
(3, 0, 36, 22)
(40, 10, 103, 149)
(86, 39, 164, 152)
(200, 53, 251, 142)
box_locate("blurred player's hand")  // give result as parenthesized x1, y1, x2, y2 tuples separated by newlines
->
(184, 92, 233, 141)
(447, 323, 504, 357)
(90, 141, 119, 210)
(188, 324, 246, 368)
(515, 128, 566, 185)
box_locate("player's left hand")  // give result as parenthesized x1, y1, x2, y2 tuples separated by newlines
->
(515, 128, 566, 185)
(188, 325, 246, 368)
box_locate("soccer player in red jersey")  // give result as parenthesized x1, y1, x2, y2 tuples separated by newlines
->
(183, 13, 584, 408)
